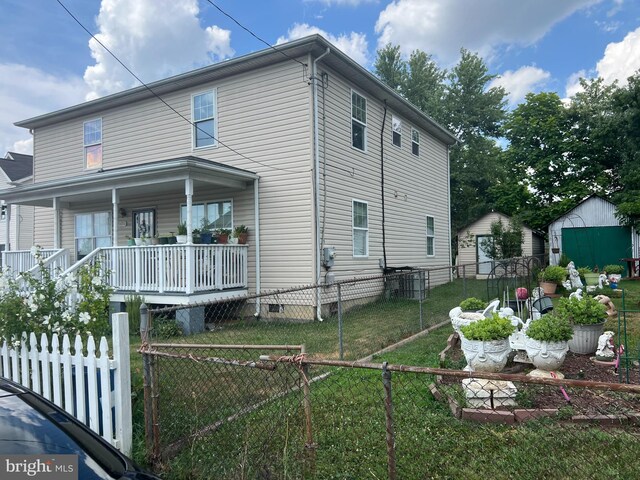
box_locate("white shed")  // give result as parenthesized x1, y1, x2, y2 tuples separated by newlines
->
(457, 212, 545, 278)
(548, 195, 640, 277)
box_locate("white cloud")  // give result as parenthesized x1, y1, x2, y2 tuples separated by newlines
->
(84, 0, 233, 100)
(0, 63, 88, 156)
(596, 26, 640, 85)
(489, 66, 551, 107)
(277, 23, 369, 66)
(565, 69, 589, 98)
(375, 0, 603, 65)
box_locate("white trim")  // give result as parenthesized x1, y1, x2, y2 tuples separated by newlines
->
(426, 214, 435, 257)
(180, 198, 234, 231)
(83, 117, 102, 170)
(350, 89, 367, 153)
(352, 199, 369, 258)
(191, 89, 218, 150)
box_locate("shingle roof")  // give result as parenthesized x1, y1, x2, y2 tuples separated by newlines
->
(1, 152, 34, 181)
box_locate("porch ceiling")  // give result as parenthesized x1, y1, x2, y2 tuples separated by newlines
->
(0, 156, 258, 207)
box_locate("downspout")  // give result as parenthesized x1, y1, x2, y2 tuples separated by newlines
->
(253, 178, 261, 317)
(313, 47, 330, 321)
(380, 101, 388, 271)
(447, 146, 453, 280)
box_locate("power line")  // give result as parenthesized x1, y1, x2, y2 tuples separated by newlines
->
(55, 0, 308, 175)
(203, 0, 307, 69)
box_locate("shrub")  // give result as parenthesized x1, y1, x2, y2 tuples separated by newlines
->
(0, 248, 113, 342)
(526, 314, 573, 342)
(538, 265, 566, 285)
(603, 264, 624, 275)
(555, 296, 607, 325)
(459, 313, 514, 341)
(152, 316, 183, 339)
(558, 253, 571, 268)
(125, 294, 145, 335)
(459, 297, 487, 311)
(577, 267, 591, 278)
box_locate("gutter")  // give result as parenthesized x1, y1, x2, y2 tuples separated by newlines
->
(312, 47, 331, 322)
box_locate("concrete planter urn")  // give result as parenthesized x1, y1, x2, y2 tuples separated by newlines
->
(583, 273, 600, 286)
(460, 337, 511, 372)
(569, 322, 605, 354)
(448, 307, 485, 334)
(524, 337, 569, 372)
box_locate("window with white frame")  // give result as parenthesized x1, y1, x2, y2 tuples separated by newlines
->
(75, 212, 111, 260)
(352, 200, 368, 257)
(426, 215, 435, 256)
(392, 116, 402, 147)
(192, 90, 216, 148)
(83, 119, 102, 169)
(412, 128, 420, 156)
(181, 200, 232, 230)
(351, 91, 367, 151)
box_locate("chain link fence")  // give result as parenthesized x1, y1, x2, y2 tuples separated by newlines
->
(136, 258, 640, 478)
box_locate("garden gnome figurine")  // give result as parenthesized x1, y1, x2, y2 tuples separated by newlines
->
(567, 261, 583, 289)
(595, 331, 615, 361)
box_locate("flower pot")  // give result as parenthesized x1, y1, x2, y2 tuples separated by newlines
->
(167, 236, 177, 245)
(551, 247, 560, 254)
(583, 273, 600, 286)
(149, 237, 160, 245)
(127, 239, 135, 246)
(524, 337, 569, 371)
(460, 337, 511, 373)
(200, 232, 213, 244)
(237, 232, 248, 244)
(134, 238, 142, 246)
(569, 321, 605, 354)
(175, 235, 188, 244)
(450, 311, 484, 334)
(539, 281, 557, 295)
(217, 233, 229, 244)
(158, 237, 169, 245)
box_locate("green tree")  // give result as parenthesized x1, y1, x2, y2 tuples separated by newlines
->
(374, 44, 405, 92)
(403, 50, 447, 123)
(480, 218, 524, 260)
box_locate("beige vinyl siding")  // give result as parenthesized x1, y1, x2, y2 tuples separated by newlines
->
(317, 67, 451, 284)
(33, 59, 314, 290)
(33, 206, 55, 249)
(457, 212, 535, 277)
(16, 205, 35, 250)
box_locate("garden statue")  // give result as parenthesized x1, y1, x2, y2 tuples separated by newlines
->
(562, 279, 572, 290)
(567, 261, 583, 289)
(595, 294, 617, 317)
(531, 287, 545, 301)
(569, 289, 583, 301)
(595, 331, 615, 361)
(598, 274, 608, 289)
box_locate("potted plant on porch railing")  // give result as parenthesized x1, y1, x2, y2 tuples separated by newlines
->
(216, 228, 231, 244)
(175, 222, 188, 244)
(233, 225, 249, 244)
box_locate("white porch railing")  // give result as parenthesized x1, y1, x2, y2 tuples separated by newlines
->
(64, 244, 248, 295)
(0, 313, 132, 455)
(2, 248, 69, 276)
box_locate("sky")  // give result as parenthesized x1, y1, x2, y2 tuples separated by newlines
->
(2, 0, 640, 156)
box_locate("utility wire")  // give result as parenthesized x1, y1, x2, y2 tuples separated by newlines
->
(55, 0, 308, 175)
(204, 0, 307, 68)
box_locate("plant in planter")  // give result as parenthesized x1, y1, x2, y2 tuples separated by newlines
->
(555, 295, 607, 354)
(582, 266, 600, 286)
(459, 297, 487, 311)
(199, 219, 214, 244)
(459, 313, 515, 372)
(603, 264, 624, 288)
(216, 228, 231, 244)
(175, 222, 188, 244)
(537, 265, 566, 295)
(233, 224, 249, 244)
(192, 228, 202, 244)
(524, 313, 573, 377)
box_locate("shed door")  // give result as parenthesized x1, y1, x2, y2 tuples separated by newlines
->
(561, 226, 632, 276)
(477, 235, 494, 275)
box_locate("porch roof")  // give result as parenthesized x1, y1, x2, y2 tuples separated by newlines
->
(0, 156, 259, 207)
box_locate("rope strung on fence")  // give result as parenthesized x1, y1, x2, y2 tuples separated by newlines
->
(141, 348, 277, 370)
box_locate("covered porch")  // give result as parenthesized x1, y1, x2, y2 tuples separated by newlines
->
(0, 157, 261, 303)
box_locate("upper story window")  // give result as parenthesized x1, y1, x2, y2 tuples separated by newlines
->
(351, 91, 367, 151)
(192, 90, 216, 149)
(392, 116, 402, 147)
(412, 128, 420, 156)
(352, 199, 369, 257)
(426, 215, 435, 257)
(83, 119, 102, 169)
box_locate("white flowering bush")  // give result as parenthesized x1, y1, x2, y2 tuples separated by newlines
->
(0, 248, 113, 342)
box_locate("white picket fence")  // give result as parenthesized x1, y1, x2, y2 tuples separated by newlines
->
(0, 312, 132, 455)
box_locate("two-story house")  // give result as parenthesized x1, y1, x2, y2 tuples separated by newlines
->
(0, 35, 457, 319)
(0, 151, 34, 260)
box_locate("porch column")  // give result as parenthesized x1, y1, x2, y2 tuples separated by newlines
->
(53, 198, 60, 249)
(3, 202, 10, 252)
(254, 178, 261, 315)
(112, 189, 119, 246)
(185, 179, 193, 242)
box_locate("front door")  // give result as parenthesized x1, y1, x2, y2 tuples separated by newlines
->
(132, 209, 156, 239)
(477, 235, 494, 275)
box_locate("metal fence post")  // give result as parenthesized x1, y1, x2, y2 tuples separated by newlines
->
(140, 303, 155, 462)
(337, 284, 344, 361)
(382, 362, 397, 480)
(419, 272, 424, 330)
(462, 265, 467, 299)
(300, 344, 314, 449)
